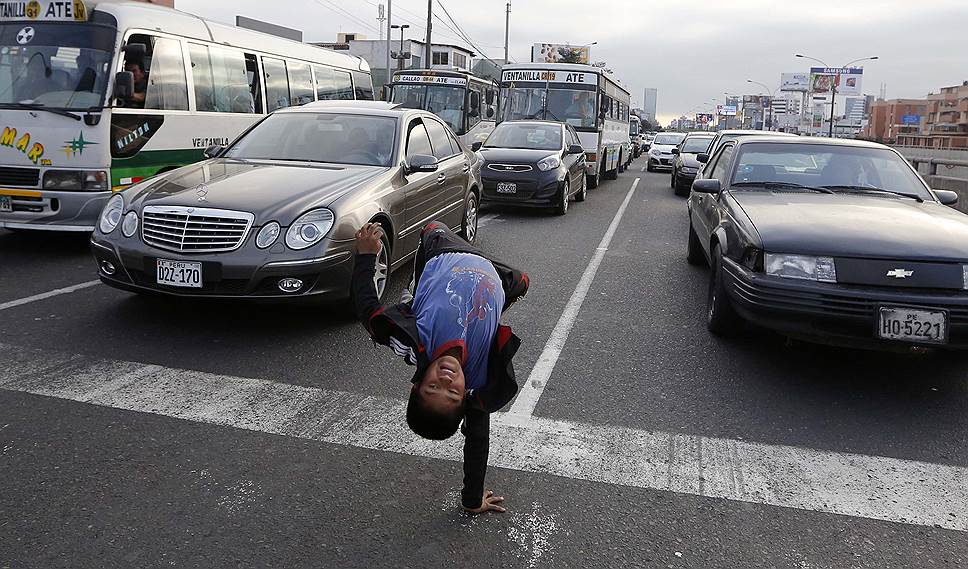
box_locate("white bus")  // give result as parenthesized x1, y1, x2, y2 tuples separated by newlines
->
(387, 68, 498, 147)
(0, 0, 372, 232)
(498, 63, 631, 188)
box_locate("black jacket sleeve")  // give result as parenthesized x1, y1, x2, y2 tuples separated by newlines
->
(351, 253, 384, 328)
(460, 407, 490, 510)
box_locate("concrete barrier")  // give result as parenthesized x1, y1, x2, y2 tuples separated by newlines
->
(895, 147, 968, 214)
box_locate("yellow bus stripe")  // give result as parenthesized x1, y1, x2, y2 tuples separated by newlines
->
(0, 189, 42, 198)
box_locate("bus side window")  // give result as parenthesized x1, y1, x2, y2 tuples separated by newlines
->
(313, 65, 336, 100)
(262, 57, 290, 112)
(352, 70, 374, 100)
(334, 70, 353, 100)
(243, 54, 263, 113)
(190, 44, 255, 113)
(287, 60, 314, 106)
(126, 34, 188, 111)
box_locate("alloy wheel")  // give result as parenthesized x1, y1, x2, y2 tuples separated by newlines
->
(374, 244, 389, 300)
(463, 194, 479, 243)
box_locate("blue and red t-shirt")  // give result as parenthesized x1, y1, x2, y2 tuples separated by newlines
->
(413, 252, 505, 390)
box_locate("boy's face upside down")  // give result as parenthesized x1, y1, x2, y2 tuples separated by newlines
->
(417, 353, 466, 415)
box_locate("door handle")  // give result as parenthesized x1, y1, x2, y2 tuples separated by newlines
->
(436, 174, 447, 184)
(462, 162, 470, 173)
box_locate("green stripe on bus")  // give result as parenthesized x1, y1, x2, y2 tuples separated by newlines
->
(111, 148, 205, 186)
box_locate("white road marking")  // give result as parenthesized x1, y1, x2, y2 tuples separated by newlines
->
(1, 345, 967, 532)
(506, 178, 640, 419)
(0, 280, 100, 311)
(640, 166, 646, 172)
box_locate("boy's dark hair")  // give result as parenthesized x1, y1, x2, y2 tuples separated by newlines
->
(407, 388, 464, 440)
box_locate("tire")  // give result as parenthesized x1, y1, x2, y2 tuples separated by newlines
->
(706, 243, 741, 336)
(604, 157, 618, 180)
(574, 173, 587, 202)
(373, 233, 391, 301)
(646, 162, 654, 173)
(670, 171, 677, 188)
(618, 152, 625, 173)
(687, 220, 706, 266)
(555, 180, 569, 216)
(587, 170, 599, 189)
(460, 191, 479, 244)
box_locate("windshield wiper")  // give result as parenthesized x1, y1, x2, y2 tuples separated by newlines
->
(526, 108, 564, 122)
(731, 181, 835, 194)
(819, 185, 923, 203)
(0, 102, 81, 121)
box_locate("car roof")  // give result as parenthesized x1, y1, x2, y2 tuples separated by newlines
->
(733, 136, 892, 151)
(717, 129, 797, 137)
(685, 131, 715, 137)
(279, 100, 414, 118)
(497, 120, 565, 128)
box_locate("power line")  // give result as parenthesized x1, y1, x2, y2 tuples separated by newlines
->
(311, 0, 381, 34)
(435, 0, 502, 66)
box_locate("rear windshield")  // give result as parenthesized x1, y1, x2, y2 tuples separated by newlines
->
(681, 137, 713, 154)
(653, 133, 685, 145)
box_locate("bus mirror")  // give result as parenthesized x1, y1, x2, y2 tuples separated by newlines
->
(122, 42, 147, 59)
(485, 91, 495, 105)
(113, 71, 134, 102)
(486, 107, 494, 119)
(471, 141, 483, 152)
(203, 145, 225, 159)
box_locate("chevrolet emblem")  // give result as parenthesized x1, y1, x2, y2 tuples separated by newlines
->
(886, 268, 914, 279)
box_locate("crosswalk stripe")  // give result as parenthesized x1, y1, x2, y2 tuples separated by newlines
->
(1, 343, 966, 532)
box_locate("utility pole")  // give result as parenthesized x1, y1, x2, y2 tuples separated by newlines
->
(385, 0, 391, 88)
(504, 2, 510, 63)
(377, 4, 385, 40)
(425, 0, 432, 67)
(828, 80, 837, 138)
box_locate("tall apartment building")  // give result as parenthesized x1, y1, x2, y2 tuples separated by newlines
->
(642, 88, 657, 122)
(844, 96, 874, 122)
(863, 99, 928, 143)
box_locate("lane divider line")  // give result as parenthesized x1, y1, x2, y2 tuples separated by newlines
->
(0, 280, 101, 311)
(506, 178, 640, 420)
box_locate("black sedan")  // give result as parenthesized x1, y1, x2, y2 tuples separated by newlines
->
(474, 120, 587, 215)
(671, 132, 714, 196)
(686, 136, 967, 350)
(91, 101, 482, 301)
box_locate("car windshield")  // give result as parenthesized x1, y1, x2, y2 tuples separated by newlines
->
(484, 123, 562, 150)
(390, 83, 466, 133)
(224, 113, 397, 167)
(501, 86, 597, 129)
(731, 143, 933, 200)
(654, 133, 685, 145)
(681, 137, 713, 154)
(0, 23, 115, 109)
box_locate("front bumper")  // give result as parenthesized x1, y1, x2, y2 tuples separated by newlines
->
(722, 258, 968, 349)
(0, 189, 110, 231)
(648, 156, 674, 170)
(480, 167, 565, 208)
(90, 233, 356, 300)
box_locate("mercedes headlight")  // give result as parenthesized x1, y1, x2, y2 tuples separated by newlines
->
(256, 221, 281, 249)
(536, 155, 561, 172)
(285, 209, 335, 250)
(765, 253, 837, 283)
(121, 210, 139, 237)
(98, 194, 124, 234)
(44, 170, 109, 191)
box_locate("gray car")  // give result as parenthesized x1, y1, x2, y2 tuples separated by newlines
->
(90, 101, 482, 301)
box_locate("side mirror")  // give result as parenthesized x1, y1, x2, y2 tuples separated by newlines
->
(696, 153, 710, 164)
(643, 144, 651, 151)
(671, 148, 680, 155)
(113, 71, 134, 102)
(468, 107, 480, 118)
(934, 189, 959, 206)
(567, 144, 585, 155)
(203, 145, 225, 159)
(486, 107, 494, 119)
(485, 90, 495, 105)
(471, 141, 483, 152)
(405, 154, 438, 174)
(122, 42, 147, 59)
(692, 178, 721, 194)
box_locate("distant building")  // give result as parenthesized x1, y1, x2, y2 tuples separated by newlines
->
(861, 99, 927, 143)
(845, 97, 866, 122)
(642, 88, 657, 122)
(898, 81, 968, 149)
(313, 35, 475, 98)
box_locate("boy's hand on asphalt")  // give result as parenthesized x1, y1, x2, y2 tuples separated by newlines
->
(355, 222, 384, 255)
(463, 490, 506, 514)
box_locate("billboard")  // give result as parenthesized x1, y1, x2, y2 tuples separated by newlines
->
(717, 104, 737, 116)
(901, 115, 921, 125)
(532, 43, 591, 64)
(810, 67, 864, 96)
(743, 95, 771, 109)
(695, 113, 714, 126)
(780, 73, 810, 92)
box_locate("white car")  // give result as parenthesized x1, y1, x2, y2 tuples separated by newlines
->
(646, 132, 686, 172)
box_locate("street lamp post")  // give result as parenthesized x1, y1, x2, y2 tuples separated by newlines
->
(796, 54, 878, 138)
(746, 79, 775, 131)
(390, 24, 410, 71)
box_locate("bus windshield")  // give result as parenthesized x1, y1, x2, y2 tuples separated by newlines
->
(0, 23, 115, 109)
(391, 83, 466, 134)
(500, 86, 597, 130)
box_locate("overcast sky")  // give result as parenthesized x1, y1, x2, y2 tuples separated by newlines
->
(178, 0, 968, 125)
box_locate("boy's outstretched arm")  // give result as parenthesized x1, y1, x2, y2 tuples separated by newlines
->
(351, 223, 388, 338)
(461, 408, 506, 514)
